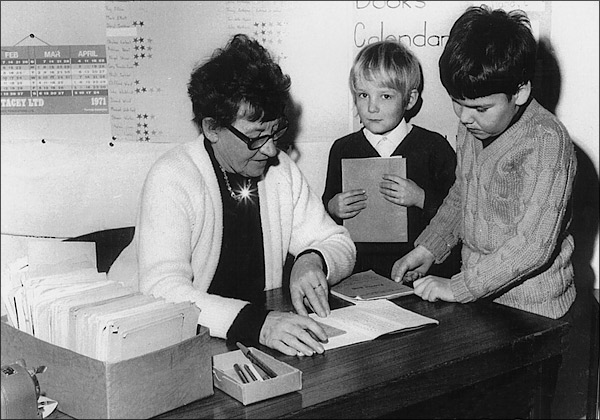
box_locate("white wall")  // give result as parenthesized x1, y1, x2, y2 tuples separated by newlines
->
(550, 1, 599, 288)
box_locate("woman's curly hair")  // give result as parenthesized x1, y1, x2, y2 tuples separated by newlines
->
(188, 34, 291, 133)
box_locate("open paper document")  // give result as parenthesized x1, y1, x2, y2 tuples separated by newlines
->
(309, 300, 438, 350)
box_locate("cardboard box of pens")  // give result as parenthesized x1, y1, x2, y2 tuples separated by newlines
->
(212, 343, 302, 405)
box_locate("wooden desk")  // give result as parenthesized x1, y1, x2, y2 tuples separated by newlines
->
(53, 289, 569, 419)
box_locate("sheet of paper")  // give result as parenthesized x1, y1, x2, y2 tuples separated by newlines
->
(342, 156, 407, 242)
(2, 257, 29, 328)
(310, 300, 437, 350)
(27, 240, 97, 278)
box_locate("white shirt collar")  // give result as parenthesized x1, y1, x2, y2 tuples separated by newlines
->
(363, 119, 412, 155)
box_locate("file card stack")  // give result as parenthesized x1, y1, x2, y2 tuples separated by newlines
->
(1, 240, 213, 418)
(2, 240, 199, 362)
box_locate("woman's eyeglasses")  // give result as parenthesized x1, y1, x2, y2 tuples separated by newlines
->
(227, 121, 288, 150)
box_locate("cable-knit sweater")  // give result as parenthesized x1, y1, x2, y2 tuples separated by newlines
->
(416, 99, 577, 319)
(108, 137, 356, 338)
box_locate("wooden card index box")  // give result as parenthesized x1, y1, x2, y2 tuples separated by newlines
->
(212, 348, 302, 405)
(1, 319, 214, 419)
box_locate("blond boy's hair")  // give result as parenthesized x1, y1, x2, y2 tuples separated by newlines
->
(349, 41, 421, 108)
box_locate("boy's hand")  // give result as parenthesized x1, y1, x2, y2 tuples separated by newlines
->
(412, 276, 456, 302)
(392, 245, 435, 283)
(380, 174, 425, 209)
(327, 189, 367, 219)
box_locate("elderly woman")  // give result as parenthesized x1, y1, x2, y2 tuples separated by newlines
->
(108, 34, 355, 357)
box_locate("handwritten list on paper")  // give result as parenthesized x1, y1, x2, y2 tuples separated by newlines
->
(226, 1, 289, 61)
(106, 1, 137, 141)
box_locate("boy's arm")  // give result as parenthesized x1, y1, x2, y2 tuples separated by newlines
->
(414, 178, 462, 262)
(450, 129, 577, 303)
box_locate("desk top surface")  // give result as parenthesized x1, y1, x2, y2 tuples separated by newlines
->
(47, 288, 568, 419)
(148, 288, 569, 419)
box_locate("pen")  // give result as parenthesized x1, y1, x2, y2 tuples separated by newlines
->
(243, 364, 258, 381)
(236, 342, 278, 378)
(245, 362, 264, 381)
(233, 363, 249, 384)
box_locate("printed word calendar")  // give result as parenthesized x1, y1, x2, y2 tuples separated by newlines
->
(1, 45, 108, 115)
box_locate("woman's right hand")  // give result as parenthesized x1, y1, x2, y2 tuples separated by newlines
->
(259, 311, 328, 356)
(327, 189, 367, 219)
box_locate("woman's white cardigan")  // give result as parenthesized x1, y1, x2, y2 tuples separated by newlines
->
(108, 137, 356, 338)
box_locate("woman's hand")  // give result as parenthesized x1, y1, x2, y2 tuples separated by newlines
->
(289, 252, 330, 318)
(327, 189, 367, 219)
(380, 174, 425, 209)
(260, 311, 328, 356)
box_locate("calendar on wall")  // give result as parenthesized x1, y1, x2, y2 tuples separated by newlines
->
(1, 45, 108, 115)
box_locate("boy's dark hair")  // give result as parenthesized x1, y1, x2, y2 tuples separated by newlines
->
(439, 5, 537, 99)
(187, 33, 291, 133)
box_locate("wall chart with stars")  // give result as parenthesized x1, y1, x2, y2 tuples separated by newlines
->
(103, 0, 297, 143)
(105, 1, 161, 142)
